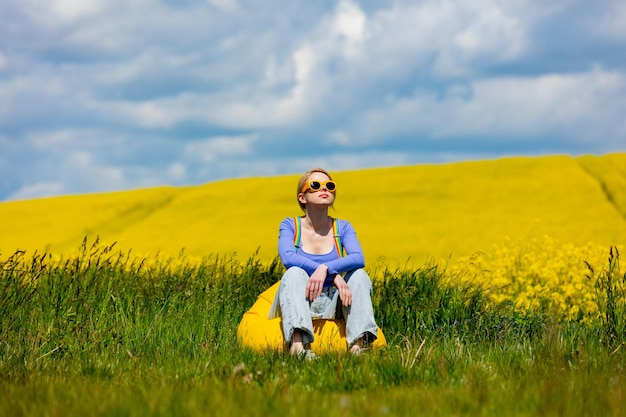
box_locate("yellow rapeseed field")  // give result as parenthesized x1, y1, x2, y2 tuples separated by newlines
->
(1, 153, 625, 321)
(452, 236, 624, 321)
(1, 153, 625, 263)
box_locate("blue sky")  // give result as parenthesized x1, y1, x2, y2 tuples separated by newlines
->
(1, 0, 625, 201)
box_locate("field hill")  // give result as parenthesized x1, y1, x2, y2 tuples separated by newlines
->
(1, 153, 625, 267)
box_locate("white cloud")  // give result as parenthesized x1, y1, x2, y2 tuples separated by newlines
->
(333, 1, 366, 42)
(341, 67, 626, 146)
(328, 130, 351, 146)
(364, 0, 529, 77)
(183, 135, 257, 164)
(449, 67, 626, 141)
(599, 2, 626, 40)
(332, 0, 367, 58)
(99, 42, 324, 129)
(292, 46, 315, 88)
(167, 162, 187, 182)
(206, 0, 238, 12)
(30, 129, 82, 150)
(7, 182, 66, 201)
(21, 0, 109, 26)
(104, 88, 312, 130)
(48, 0, 106, 21)
(453, 4, 525, 58)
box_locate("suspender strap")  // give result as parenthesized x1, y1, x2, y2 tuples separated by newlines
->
(293, 216, 302, 249)
(332, 218, 344, 257)
(293, 217, 343, 258)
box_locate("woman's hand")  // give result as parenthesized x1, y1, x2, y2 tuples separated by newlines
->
(333, 274, 352, 307)
(306, 264, 328, 300)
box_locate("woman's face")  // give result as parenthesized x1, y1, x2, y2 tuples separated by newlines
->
(298, 172, 336, 209)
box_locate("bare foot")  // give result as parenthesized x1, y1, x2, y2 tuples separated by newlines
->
(350, 337, 370, 355)
(290, 341, 304, 356)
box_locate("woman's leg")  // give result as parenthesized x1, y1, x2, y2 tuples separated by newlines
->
(278, 267, 315, 346)
(342, 269, 378, 347)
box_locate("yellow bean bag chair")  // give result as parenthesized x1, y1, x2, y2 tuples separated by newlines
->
(237, 281, 387, 353)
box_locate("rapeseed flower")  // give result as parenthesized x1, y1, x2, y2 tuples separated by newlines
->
(453, 235, 623, 322)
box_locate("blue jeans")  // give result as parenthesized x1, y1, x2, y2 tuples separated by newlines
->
(268, 267, 378, 347)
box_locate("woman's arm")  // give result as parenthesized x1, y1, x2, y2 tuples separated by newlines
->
(277, 218, 320, 276)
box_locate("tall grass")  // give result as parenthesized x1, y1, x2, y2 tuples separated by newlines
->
(1, 239, 281, 373)
(1, 240, 625, 416)
(587, 245, 626, 345)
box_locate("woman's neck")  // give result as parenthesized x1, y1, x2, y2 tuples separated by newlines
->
(304, 208, 331, 230)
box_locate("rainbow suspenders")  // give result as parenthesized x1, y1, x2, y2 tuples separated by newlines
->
(293, 217, 344, 257)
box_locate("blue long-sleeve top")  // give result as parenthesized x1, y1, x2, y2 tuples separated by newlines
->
(278, 217, 365, 286)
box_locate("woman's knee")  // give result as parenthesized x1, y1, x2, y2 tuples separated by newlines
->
(281, 267, 309, 286)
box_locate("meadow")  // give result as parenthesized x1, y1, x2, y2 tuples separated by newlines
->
(0, 240, 624, 416)
(1, 153, 626, 416)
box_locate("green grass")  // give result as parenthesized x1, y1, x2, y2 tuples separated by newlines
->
(1, 241, 625, 417)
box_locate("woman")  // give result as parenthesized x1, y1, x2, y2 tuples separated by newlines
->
(269, 168, 378, 357)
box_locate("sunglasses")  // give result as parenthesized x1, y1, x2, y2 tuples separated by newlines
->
(301, 180, 337, 193)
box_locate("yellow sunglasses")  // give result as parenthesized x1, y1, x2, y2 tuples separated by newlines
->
(301, 180, 337, 193)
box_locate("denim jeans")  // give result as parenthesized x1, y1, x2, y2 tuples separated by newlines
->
(268, 266, 378, 347)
